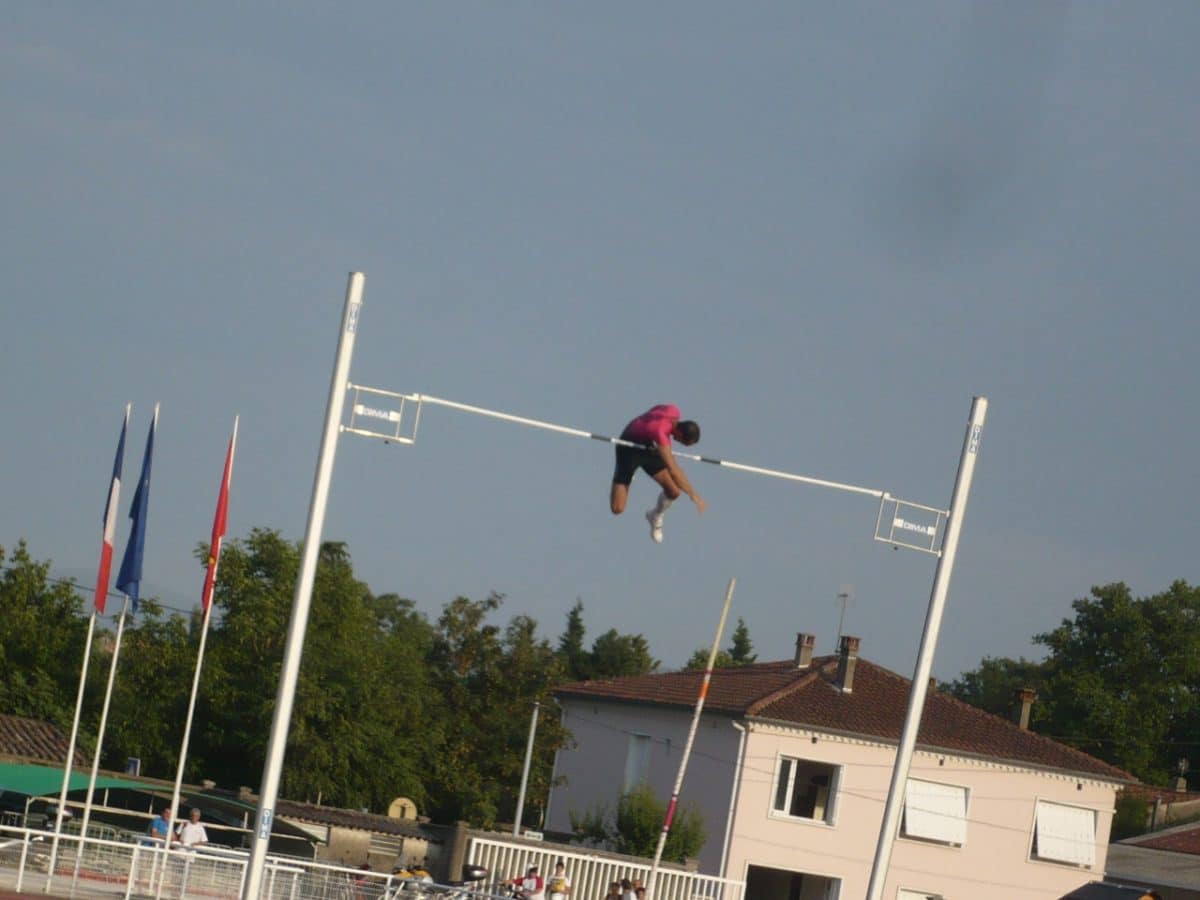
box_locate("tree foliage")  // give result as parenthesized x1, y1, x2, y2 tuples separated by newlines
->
(0, 534, 602, 826)
(555, 602, 659, 681)
(949, 581, 1200, 785)
(570, 784, 706, 861)
(684, 617, 756, 672)
(0, 542, 91, 728)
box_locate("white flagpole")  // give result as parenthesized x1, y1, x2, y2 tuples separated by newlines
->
(71, 594, 131, 889)
(49, 402, 131, 891)
(159, 417, 238, 898)
(44, 610, 97, 890)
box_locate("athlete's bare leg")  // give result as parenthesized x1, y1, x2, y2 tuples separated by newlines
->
(610, 482, 629, 514)
(651, 469, 682, 499)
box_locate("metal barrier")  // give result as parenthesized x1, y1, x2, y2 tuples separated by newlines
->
(0, 824, 518, 900)
(465, 836, 744, 900)
(0, 826, 743, 900)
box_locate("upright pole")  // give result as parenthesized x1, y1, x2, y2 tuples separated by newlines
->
(71, 595, 132, 889)
(241, 272, 364, 900)
(45, 610, 97, 890)
(647, 577, 737, 900)
(513, 702, 540, 836)
(865, 396, 988, 900)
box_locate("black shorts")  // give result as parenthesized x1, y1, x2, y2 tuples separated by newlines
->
(612, 443, 665, 486)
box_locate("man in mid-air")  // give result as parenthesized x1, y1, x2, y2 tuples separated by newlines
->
(610, 404, 706, 543)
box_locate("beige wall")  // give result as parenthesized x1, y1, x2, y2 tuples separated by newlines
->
(725, 722, 1119, 900)
(548, 699, 742, 872)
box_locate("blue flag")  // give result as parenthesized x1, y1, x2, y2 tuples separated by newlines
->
(116, 407, 158, 613)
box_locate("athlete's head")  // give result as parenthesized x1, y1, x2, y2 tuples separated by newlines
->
(674, 420, 700, 445)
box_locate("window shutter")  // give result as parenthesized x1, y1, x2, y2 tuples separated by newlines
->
(1034, 801, 1096, 867)
(903, 779, 967, 845)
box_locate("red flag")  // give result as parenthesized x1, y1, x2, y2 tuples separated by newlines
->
(96, 406, 130, 614)
(201, 418, 238, 613)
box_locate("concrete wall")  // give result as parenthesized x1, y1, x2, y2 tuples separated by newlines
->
(725, 722, 1119, 900)
(547, 699, 743, 873)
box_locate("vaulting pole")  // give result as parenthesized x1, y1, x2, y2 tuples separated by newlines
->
(647, 577, 736, 900)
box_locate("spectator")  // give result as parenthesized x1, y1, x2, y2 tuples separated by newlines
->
(145, 806, 171, 845)
(507, 865, 545, 900)
(176, 807, 209, 848)
(547, 861, 571, 900)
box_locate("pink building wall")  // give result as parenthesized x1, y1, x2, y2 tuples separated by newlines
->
(726, 723, 1119, 900)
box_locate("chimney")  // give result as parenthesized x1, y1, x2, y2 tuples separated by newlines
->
(795, 633, 816, 669)
(835, 635, 860, 693)
(1013, 687, 1037, 730)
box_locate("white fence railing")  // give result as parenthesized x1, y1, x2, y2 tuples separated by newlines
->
(0, 825, 744, 900)
(0, 824, 419, 900)
(465, 836, 744, 900)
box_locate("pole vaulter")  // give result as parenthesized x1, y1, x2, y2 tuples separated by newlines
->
(241, 273, 987, 900)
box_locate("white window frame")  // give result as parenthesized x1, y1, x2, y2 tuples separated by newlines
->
(897, 890, 943, 900)
(900, 778, 968, 846)
(769, 755, 841, 825)
(1031, 800, 1097, 868)
(622, 733, 652, 793)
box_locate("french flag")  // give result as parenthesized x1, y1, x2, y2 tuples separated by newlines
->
(95, 405, 130, 614)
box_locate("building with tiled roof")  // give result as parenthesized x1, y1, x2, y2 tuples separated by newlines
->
(548, 634, 1135, 900)
(0, 713, 87, 766)
(1105, 821, 1200, 897)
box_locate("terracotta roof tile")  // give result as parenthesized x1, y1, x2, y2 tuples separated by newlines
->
(1126, 823, 1200, 855)
(556, 656, 1133, 782)
(0, 714, 87, 766)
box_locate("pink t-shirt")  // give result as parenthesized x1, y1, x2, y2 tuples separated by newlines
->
(622, 404, 680, 446)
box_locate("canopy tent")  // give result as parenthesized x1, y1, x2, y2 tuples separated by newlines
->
(0, 761, 160, 799)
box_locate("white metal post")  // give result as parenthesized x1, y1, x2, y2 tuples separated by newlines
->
(865, 396, 988, 900)
(46, 609, 97, 889)
(71, 594, 132, 889)
(241, 272, 364, 900)
(513, 702, 540, 836)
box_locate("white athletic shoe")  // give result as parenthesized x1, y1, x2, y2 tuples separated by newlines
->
(645, 510, 664, 544)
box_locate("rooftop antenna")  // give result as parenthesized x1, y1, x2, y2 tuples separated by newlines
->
(835, 584, 854, 647)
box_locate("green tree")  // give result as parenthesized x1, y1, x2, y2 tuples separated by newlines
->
(197, 530, 433, 809)
(951, 580, 1200, 785)
(0, 542, 90, 728)
(943, 656, 1051, 727)
(684, 617, 757, 671)
(570, 784, 706, 861)
(683, 649, 735, 672)
(102, 599, 196, 775)
(558, 599, 589, 680)
(589, 629, 658, 679)
(729, 618, 756, 664)
(1033, 581, 1200, 783)
(425, 594, 568, 827)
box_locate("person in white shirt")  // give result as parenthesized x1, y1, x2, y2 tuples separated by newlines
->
(547, 862, 571, 900)
(176, 808, 209, 848)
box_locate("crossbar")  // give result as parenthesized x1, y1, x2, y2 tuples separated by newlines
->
(346, 385, 900, 503)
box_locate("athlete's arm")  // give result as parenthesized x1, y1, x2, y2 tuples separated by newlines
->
(658, 444, 706, 513)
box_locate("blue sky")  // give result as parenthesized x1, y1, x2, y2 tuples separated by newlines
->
(3, 3, 1197, 681)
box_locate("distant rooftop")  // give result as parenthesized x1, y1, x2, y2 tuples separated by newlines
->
(556, 654, 1134, 782)
(0, 713, 87, 766)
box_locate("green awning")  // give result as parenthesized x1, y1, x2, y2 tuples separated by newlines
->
(0, 762, 160, 798)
